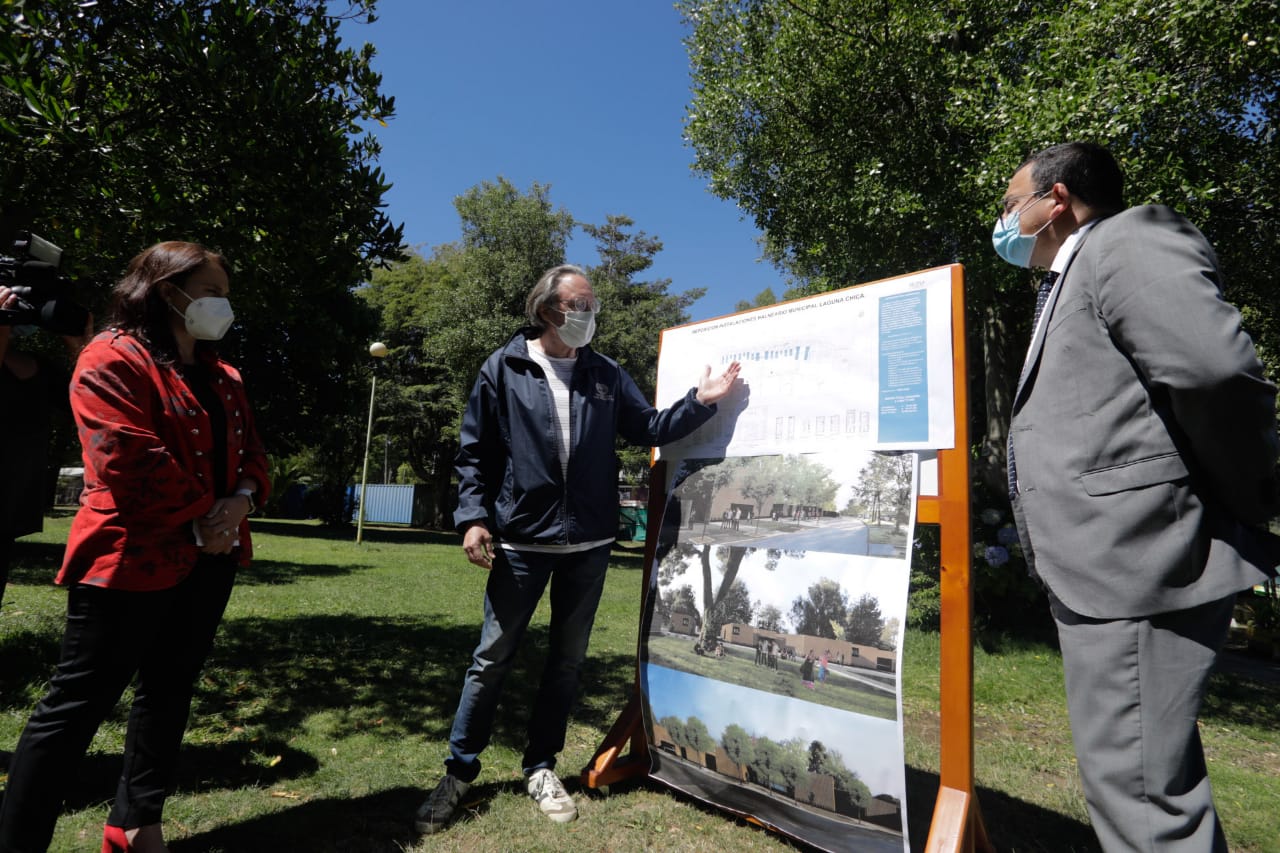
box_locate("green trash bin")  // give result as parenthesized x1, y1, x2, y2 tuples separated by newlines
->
(618, 504, 648, 542)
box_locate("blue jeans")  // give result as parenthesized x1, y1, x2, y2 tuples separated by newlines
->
(445, 544, 611, 782)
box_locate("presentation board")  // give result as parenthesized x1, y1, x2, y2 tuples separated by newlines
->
(635, 267, 960, 852)
(653, 265, 955, 460)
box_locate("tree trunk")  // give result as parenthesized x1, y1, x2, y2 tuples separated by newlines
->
(977, 301, 1017, 496)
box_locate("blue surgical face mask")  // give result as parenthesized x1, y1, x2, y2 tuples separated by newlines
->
(991, 194, 1054, 268)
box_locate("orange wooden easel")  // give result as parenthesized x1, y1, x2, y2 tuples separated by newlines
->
(582, 265, 991, 852)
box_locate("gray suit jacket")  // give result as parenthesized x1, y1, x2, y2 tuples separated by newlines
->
(1009, 205, 1280, 619)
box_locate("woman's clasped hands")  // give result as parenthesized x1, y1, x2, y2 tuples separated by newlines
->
(196, 494, 250, 555)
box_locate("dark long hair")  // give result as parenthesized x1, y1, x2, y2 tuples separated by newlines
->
(109, 241, 229, 364)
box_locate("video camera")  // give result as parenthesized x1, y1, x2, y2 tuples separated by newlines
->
(0, 231, 91, 337)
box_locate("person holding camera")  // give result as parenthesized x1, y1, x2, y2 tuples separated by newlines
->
(0, 286, 91, 611)
(0, 242, 270, 853)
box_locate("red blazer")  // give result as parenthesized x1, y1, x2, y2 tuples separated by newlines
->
(59, 331, 271, 591)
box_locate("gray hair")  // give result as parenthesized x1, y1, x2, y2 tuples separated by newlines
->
(525, 264, 589, 331)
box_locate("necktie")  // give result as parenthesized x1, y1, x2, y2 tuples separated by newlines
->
(1031, 269, 1060, 332)
(1008, 269, 1061, 498)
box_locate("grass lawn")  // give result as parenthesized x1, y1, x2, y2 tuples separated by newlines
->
(866, 523, 908, 555)
(1, 516, 1278, 852)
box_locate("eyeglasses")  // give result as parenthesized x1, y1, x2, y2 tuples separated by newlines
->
(998, 189, 1051, 228)
(558, 296, 600, 313)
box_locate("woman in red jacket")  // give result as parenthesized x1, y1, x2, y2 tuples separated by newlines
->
(0, 242, 270, 853)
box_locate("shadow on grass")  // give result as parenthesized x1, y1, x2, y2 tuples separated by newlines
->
(232, 558, 375, 586)
(0, 627, 63, 698)
(0, 611, 637, 807)
(1203, 665, 1280, 729)
(609, 542, 646, 572)
(902, 766, 1100, 853)
(248, 519, 458, 547)
(0, 741, 321, 815)
(3, 533, 378, 588)
(4, 540, 67, 586)
(191, 613, 637, 748)
(1, 535, 385, 590)
(169, 785, 427, 852)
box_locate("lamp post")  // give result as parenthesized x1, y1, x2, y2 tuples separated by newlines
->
(356, 341, 388, 543)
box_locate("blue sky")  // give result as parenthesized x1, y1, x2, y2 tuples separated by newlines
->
(341, 1, 784, 322)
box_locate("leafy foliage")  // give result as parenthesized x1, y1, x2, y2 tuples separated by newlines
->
(789, 577, 848, 639)
(585, 215, 706, 481)
(845, 592, 886, 646)
(706, 578, 754, 635)
(849, 453, 912, 530)
(754, 602, 784, 632)
(660, 583, 701, 629)
(683, 715, 718, 755)
(721, 723, 755, 778)
(680, 0, 1280, 626)
(362, 179, 572, 525)
(808, 740, 871, 802)
(0, 0, 405, 519)
(361, 184, 703, 526)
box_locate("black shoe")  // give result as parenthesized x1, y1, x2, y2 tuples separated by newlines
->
(414, 774, 472, 834)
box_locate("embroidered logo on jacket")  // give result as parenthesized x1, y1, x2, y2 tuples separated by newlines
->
(594, 382, 614, 401)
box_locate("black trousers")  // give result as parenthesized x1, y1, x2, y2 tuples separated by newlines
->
(0, 556, 235, 852)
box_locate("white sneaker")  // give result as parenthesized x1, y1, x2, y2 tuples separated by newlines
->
(526, 768, 577, 823)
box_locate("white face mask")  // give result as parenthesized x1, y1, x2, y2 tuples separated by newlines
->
(555, 310, 596, 349)
(171, 288, 234, 341)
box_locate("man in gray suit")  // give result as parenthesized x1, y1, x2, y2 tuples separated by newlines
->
(994, 141, 1279, 851)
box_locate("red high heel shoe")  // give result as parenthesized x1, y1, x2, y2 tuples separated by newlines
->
(102, 824, 130, 853)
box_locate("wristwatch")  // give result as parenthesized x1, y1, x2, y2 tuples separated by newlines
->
(235, 487, 257, 514)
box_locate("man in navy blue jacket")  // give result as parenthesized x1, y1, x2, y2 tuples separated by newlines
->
(416, 264, 741, 833)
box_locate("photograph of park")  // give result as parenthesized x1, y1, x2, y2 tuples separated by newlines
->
(640, 664, 909, 853)
(643, 545, 909, 720)
(638, 448, 915, 845)
(662, 450, 917, 559)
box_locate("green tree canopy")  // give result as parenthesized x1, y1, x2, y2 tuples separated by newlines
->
(683, 716, 718, 756)
(1, 0, 403, 472)
(853, 453, 913, 531)
(755, 602, 784, 632)
(721, 723, 755, 779)
(776, 738, 810, 796)
(748, 736, 786, 791)
(733, 286, 778, 313)
(808, 740, 871, 802)
(845, 592, 886, 646)
(658, 715, 685, 748)
(790, 577, 848, 638)
(706, 578, 754, 633)
(738, 455, 785, 515)
(663, 583, 700, 620)
(777, 454, 838, 512)
(680, 0, 1280, 503)
(362, 185, 705, 525)
(361, 178, 572, 524)
(583, 214, 705, 481)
